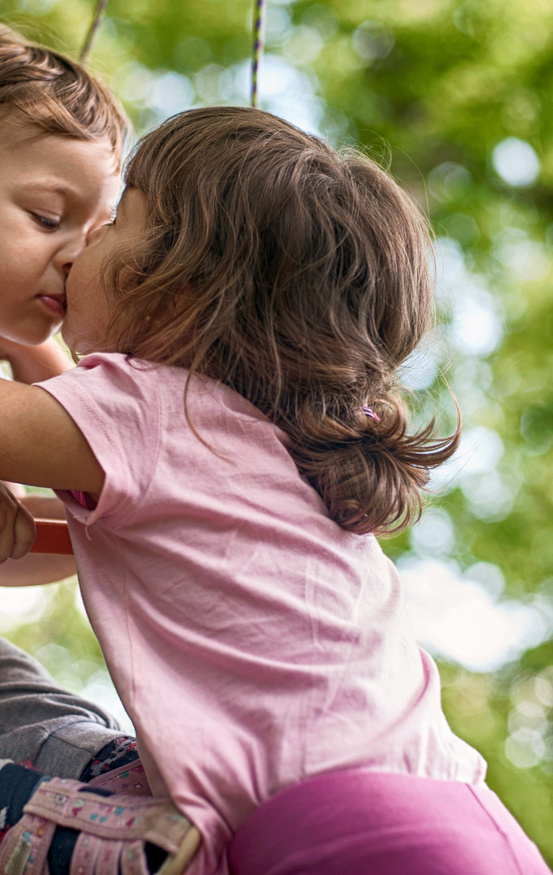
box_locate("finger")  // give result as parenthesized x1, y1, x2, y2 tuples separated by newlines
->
(0, 490, 19, 563)
(9, 504, 37, 560)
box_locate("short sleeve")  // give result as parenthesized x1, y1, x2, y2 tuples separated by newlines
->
(36, 353, 162, 528)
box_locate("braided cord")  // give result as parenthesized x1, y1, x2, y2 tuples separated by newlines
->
(81, 1, 266, 103)
(251, 0, 266, 107)
(80, 0, 109, 64)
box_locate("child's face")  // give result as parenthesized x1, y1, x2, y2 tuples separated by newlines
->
(62, 186, 149, 354)
(0, 114, 120, 346)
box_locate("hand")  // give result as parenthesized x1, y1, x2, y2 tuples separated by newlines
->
(0, 483, 36, 562)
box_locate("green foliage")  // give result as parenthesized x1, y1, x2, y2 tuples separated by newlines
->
(2, 0, 553, 862)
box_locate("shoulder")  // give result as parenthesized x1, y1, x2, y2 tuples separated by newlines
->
(36, 353, 175, 448)
(49, 353, 188, 404)
(73, 352, 162, 384)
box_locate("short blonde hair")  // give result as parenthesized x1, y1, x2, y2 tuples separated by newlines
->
(0, 24, 130, 166)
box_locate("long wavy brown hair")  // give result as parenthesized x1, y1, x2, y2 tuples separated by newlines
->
(104, 106, 458, 535)
(0, 24, 129, 165)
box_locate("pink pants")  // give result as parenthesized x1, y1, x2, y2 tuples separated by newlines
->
(227, 770, 551, 875)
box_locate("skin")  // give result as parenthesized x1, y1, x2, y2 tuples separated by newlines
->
(0, 188, 150, 556)
(0, 113, 120, 569)
(62, 187, 148, 355)
(0, 113, 120, 346)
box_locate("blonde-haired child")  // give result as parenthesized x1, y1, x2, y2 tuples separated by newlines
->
(0, 21, 126, 572)
(0, 104, 548, 874)
(0, 26, 196, 875)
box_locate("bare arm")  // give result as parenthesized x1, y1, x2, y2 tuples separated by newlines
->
(13, 492, 69, 520)
(0, 381, 103, 495)
(0, 382, 103, 576)
(0, 552, 77, 586)
(0, 344, 81, 583)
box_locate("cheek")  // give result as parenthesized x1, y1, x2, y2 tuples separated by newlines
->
(72, 250, 101, 290)
(6, 235, 49, 268)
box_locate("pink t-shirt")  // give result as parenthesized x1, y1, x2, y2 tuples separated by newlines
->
(38, 353, 486, 875)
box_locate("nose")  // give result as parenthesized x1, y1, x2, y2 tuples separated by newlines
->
(55, 231, 88, 278)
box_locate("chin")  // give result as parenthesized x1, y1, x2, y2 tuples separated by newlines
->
(13, 325, 60, 347)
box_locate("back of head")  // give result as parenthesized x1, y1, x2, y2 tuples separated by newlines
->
(108, 106, 457, 535)
(0, 24, 129, 164)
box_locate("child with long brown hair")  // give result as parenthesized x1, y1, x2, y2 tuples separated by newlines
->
(0, 105, 549, 875)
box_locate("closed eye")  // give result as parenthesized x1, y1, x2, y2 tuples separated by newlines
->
(31, 213, 60, 230)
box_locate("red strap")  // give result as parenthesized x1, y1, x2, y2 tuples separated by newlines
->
(31, 518, 73, 554)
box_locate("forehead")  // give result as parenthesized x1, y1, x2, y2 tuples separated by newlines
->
(0, 111, 119, 174)
(0, 112, 120, 209)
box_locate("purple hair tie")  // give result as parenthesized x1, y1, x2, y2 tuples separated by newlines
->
(362, 405, 380, 422)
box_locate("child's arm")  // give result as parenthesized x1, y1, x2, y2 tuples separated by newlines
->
(0, 337, 72, 384)
(0, 342, 78, 585)
(0, 382, 103, 578)
(0, 552, 77, 586)
(0, 381, 103, 494)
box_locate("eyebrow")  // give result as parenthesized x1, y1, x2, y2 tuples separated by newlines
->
(21, 181, 116, 219)
(19, 181, 75, 198)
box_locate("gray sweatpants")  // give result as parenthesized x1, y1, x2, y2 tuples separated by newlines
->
(0, 636, 131, 779)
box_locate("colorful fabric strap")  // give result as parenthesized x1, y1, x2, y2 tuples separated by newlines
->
(0, 778, 201, 875)
(87, 760, 152, 797)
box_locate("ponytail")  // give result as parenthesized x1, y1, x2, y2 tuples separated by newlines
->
(286, 396, 459, 536)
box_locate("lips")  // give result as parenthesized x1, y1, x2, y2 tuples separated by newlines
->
(37, 294, 67, 317)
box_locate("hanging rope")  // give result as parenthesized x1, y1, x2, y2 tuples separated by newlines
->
(80, 0, 265, 103)
(251, 0, 266, 107)
(79, 0, 109, 64)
